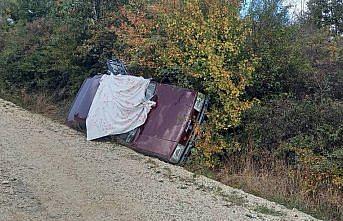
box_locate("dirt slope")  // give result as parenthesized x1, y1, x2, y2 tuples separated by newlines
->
(0, 98, 319, 221)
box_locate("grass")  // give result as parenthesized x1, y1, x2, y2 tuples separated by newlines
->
(0, 90, 60, 119)
(186, 155, 343, 221)
(145, 158, 159, 169)
(221, 192, 247, 206)
(253, 205, 284, 217)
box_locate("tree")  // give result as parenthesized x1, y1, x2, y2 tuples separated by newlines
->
(307, 0, 343, 35)
(245, 0, 311, 99)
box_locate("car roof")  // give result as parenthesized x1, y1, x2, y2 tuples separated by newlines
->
(132, 83, 197, 160)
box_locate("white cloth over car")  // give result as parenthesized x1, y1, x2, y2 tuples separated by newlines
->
(86, 74, 155, 140)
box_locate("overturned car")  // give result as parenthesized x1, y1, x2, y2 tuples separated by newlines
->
(67, 60, 208, 164)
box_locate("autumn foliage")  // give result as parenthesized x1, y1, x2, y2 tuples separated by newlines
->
(114, 0, 257, 165)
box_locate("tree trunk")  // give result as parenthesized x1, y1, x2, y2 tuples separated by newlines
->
(92, 0, 101, 20)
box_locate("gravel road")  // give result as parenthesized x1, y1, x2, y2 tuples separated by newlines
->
(0, 98, 319, 221)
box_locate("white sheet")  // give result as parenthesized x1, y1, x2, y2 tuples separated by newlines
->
(86, 74, 155, 140)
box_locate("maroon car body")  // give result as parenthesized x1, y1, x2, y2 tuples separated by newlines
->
(67, 75, 208, 164)
(67, 75, 102, 126)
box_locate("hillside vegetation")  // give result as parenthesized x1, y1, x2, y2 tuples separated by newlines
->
(0, 0, 342, 220)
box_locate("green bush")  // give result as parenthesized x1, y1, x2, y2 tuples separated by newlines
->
(0, 0, 121, 99)
(0, 18, 83, 98)
(236, 99, 343, 189)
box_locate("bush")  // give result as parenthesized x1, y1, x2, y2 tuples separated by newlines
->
(0, 0, 122, 100)
(245, 0, 312, 100)
(238, 99, 343, 190)
(154, 0, 257, 166)
(0, 18, 83, 99)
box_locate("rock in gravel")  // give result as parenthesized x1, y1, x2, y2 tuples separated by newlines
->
(1, 180, 10, 185)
